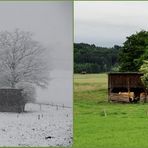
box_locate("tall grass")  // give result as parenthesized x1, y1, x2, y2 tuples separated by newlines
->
(74, 74, 148, 148)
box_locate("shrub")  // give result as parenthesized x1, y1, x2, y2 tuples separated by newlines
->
(16, 82, 36, 103)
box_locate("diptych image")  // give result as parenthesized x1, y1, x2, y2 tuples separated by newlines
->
(2, 1, 148, 148)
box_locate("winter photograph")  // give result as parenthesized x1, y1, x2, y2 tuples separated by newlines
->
(0, 1, 72, 147)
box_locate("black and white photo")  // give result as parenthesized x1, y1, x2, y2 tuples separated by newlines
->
(0, 1, 73, 146)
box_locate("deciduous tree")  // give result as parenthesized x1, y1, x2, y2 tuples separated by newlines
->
(119, 30, 148, 72)
(0, 29, 49, 89)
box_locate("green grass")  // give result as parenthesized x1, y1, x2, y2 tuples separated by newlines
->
(73, 73, 148, 148)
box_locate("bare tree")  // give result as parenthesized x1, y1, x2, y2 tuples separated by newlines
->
(0, 29, 49, 89)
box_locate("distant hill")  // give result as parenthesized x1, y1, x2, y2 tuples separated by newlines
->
(74, 43, 121, 73)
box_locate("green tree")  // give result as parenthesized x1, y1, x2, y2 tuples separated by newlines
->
(119, 30, 148, 72)
(139, 60, 148, 89)
(74, 43, 120, 73)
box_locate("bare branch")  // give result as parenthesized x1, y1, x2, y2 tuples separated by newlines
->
(0, 29, 50, 88)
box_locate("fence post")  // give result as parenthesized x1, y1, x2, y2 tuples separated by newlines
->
(38, 114, 40, 120)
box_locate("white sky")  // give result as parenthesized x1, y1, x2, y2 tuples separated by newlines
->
(0, 1, 73, 106)
(74, 1, 148, 47)
(0, 1, 72, 70)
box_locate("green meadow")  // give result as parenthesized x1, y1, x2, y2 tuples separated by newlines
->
(73, 74, 148, 148)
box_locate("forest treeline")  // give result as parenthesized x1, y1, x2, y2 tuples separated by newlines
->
(74, 43, 121, 73)
(74, 30, 148, 73)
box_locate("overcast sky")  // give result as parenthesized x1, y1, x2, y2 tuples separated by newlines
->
(74, 1, 148, 47)
(0, 1, 73, 106)
(0, 1, 72, 70)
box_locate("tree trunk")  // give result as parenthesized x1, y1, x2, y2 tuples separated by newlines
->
(144, 89, 148, 103)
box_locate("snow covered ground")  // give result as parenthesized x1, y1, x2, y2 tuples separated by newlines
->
(0, 103, 73, 147)
(0, 70, 73, 146)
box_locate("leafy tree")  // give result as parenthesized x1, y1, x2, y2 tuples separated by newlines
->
(139, 60, 148, 89)
(119, 30, 148, 72)
(74, 43, 121, 73)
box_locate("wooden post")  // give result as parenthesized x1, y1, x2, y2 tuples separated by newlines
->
(103, 109, 107, 117)
(108, 74, 111, 102)
(38, 114, 40, 120)
(127, 76, 131, 102)
(144, 89, 147, 103)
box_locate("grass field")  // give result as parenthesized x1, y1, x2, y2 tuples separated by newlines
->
(74, 73, 148, 148)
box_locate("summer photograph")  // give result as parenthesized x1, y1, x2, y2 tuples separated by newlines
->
(74, 1, 148, 148)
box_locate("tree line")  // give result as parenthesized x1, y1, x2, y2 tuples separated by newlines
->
(74, 30, 148, 74)
(74, 43, 121, 73)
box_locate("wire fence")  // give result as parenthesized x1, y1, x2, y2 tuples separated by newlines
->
(34, 102, 72, 110)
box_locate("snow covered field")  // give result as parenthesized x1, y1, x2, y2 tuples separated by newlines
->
(0, 70, 73, 146)
(0, 103, 72, 147)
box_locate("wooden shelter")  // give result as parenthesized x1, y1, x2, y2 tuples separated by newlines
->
(108, 72, 146, 103)
(0, 89, 25, 112)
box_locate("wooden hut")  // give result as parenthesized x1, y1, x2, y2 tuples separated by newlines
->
(108, 72, 146, 103)
(0, 89, 25, 112)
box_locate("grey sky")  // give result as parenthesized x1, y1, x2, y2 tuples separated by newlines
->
(0, 1, 72, 70)
(0, 1, 73, 106)
(74, 1, 148, 47)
